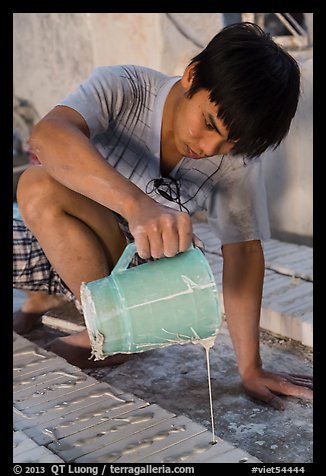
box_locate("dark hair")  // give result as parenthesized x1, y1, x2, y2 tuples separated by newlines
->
(188, 22, 301, 159)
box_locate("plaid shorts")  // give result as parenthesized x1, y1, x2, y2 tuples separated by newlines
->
(13, 214, 150, 313)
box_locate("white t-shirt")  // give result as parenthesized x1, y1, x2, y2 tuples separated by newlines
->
(58, 64, 270, 245)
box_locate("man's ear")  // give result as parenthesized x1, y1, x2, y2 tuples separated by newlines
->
(180, 63, 196, 91)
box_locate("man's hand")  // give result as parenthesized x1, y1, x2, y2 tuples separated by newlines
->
(127, 199, 194, 259)
(242, 368, 313, 410)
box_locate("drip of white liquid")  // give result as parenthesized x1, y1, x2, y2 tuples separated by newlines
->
(200, 335, 218, 444)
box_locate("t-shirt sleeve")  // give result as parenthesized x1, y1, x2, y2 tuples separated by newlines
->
(205, 156, 271, 245)
(56, 65, 126, 139)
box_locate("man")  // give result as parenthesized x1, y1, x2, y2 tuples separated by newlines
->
(13, 22, 313, 410)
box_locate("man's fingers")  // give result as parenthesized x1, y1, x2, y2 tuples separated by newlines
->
(133, 231, 151, 259)
(267, 378, 313, 400)
(177, 213, 193, 252)
(161, 217, 179, 257)
(288, 373, 313, 380)
(277, 373, 313, 391)
(266, 394, 286, 411)
(284, 375, 313, 390)
(130, 209, 192, 259)
(244, 386, 285, 411)
(133, 221, 165, 259)
(244, 372, 313, 411)
(282, 383, 313, 400)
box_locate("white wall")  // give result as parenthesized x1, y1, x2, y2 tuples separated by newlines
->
(261, 51, 313, 245)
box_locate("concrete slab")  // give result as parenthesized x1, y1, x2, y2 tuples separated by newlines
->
(14, 443, 64, 463)
(137, 428, 234, 463)
(13, 355, 82, 384)
(263, 274, 294, 295)
(76, 417, 261, 463)
(145, 430, 260, 463)
(14, 366, 85, 393)
(13, 433, 40, 457)
(15, 450, 64, 463)
(14, 374, 97, 411)
(263, 292, 312, 316)
(51, 404, 176, 462)
(13, 332, 34, 351)
(13, 430, 29, 446)
(74, 415, 210, 463)
(25, 392, 149, 445)
(14, 371, 91, 406)
(301, 316, 314, 347)
(193, 223, 313, 279)
(13, 346, 64, 378)
(13, 381, 125, 430)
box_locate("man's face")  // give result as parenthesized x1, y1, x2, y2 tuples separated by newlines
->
(173, 68, 238, 159)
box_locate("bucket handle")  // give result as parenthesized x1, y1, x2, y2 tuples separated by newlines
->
(112, 242, 195, 275)
(112, 243, 138, 275)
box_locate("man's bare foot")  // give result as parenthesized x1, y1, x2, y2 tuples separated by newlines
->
(45, 329, 131, 368)
(13, 309, 44, 334)
(13, 291, 67, 334)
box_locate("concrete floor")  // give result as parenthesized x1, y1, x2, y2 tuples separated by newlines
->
(14, 329, 260, 463)
(94, 330, 313, 464)
(14, 290, 313, 464)
(13, 222, 313, 463)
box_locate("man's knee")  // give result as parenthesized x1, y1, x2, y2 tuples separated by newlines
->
(16, 166, 58, 225)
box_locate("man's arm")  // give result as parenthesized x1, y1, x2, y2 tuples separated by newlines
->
(28, 105, 193, 259)
(221, 239, 313, 410)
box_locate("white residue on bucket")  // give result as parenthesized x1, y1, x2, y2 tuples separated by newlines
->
(80, 282, 104, 359)
(80, 282, 97, 324)
(133, 329, 218, 350)
(88, 330, 106, 361)
(124, 275, 216, 311)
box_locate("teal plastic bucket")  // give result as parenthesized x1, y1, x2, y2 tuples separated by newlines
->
(80, 243, 222, 360)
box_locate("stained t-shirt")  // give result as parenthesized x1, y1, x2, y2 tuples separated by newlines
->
(58, 64, 270, 245)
